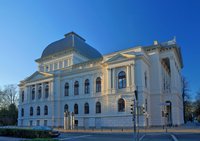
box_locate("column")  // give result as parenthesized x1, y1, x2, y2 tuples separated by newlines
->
(130, 64, 135, 90)
(107, 68, 111, 92)
(169, 57, 176, 93)
(112, 68, 116, 91)
(126, 65, 130, 87)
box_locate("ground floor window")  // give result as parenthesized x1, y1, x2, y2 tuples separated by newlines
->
(37, 120, 40, 126)
(30, 120, 33, 126)
(44, 120, 48, 126)
(75, 120, 78, 127)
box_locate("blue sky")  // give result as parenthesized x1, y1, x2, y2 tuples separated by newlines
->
(0, 0, 199, 98)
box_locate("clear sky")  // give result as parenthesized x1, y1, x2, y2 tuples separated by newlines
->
(0, 0, 199, 98)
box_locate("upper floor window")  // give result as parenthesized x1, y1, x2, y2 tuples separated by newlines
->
(38, 86, 42, 99)
(44, 105, 48, 115)
(96, 77, 101, 92)
(74, 81, 79, 95)
(118, 71, 126, 89)
(64, 104, 68, 112)
(32, 88, 35, 100)
(84, 103, 89, 114)
(64, 83, 69, 96)
(21, 108, 24, 117)
(118, 98, 125, 112)
(96, 102, 101, 114)
(22, 91, 24, 103)
(74, 104, 78, 114)
(45, 85, 49, 98)
(84, 79, 90, 94)
(30, 107, 33, 116)
(37, 106, 40, 116)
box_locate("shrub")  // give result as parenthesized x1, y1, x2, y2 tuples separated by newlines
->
(0, 128, 52, 138)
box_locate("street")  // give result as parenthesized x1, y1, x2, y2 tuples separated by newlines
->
(54, 132, 200, 141)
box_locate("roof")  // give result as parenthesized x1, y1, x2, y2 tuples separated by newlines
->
(40, 32, 102, 60)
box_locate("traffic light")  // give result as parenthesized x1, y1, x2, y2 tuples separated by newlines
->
(130, 104, 134, 114)
(142, 106, 145, 114)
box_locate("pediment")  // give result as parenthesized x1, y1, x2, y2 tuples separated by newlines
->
(24, 71, 53, 82)
(104, 53, 135, 64)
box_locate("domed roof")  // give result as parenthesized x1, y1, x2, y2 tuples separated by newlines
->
(41, 32, 102, 59)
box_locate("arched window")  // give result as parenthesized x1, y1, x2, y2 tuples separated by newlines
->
(118, 71, 126, 89)
(118, 98, 125, 112)
(84, 79, 90, 94)
(30, 107, 33, 116)
(96, 77, 101, 92)
(64, 104, 68, 112)
(38, 86, 42, 99)
(45, 85, 49, 98)
(32, 88, 35, 100)
(74, 81, 79, 95)
(21, 108, 24, 117)
(44, 105, 48, 115)
(74, 104, 78, 114)
(37, 106, 40, 115)
(64, 83, 69, 96)
(84, 103, 89, 114)
(22, 91, 24, 103)
(96, 102, 101, 114)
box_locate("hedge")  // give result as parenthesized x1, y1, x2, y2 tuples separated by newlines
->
(0, 128, 52, 138)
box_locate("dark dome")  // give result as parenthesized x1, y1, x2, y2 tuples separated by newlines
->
(41, 32, 102, 59)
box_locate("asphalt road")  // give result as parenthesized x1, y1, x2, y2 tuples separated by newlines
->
(0, 132, 200, 141)
(56, 132, 200, 141)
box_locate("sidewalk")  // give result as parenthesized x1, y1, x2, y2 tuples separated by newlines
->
(56, 126, 200, 134)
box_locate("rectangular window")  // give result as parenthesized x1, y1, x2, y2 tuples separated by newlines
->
(37, 120, 40, 126)
(54, 62, 58, 70)
(44, 120, 48, 126)
(64, 60, 68, 67)
(30, 120, 33, 126)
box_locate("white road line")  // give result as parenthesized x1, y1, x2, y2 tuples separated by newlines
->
(170, 134, 179, 141)
(59, 135, 92, 140)
(139, 134, 146, 141)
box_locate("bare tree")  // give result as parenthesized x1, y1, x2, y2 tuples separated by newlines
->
(182, 77, 191, 123)
(1, 84, 18, 108)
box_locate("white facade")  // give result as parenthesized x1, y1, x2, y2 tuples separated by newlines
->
(18, 32, 184, 128)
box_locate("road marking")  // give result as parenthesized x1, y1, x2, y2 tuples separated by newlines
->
(170, 134, 179, 141)
(59, 135, 92, 140)
(139, 134, 145, 141)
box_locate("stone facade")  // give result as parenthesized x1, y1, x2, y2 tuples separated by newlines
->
(18, 32, 184, 128)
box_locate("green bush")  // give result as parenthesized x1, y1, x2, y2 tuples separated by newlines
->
(0, 128, 52, 138)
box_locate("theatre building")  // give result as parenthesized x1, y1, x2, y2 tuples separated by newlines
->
(18, 32, 184, 128)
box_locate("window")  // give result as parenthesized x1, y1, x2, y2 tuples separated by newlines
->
(74, 104, 78, 114)
(118, 71, 126, 89)
(45, 85, 49, 98)
(30, 107, 33, 116)
(30, 120, 33, 126)
(84, 103, 89, 114)
(38, 86, 42, 99)
(32, 88, 35, 100)
(96, 77, 101, 92)
(44, 105, 48, 115)
(21, 108, 24, 117)
(74, 81, 79, 95)
(37, 106, 40, 115)
(37, 120, 40, 126)
(64, 104, 68, 112)
(96, 102, 101, 113)
(64, 83, 69, 96)
(84, 79, 90, 94)
(118, 98, 125, 112)
(145, 71, 147, 88)
(44, 120, 48, 126)
(22, 91, 24, 103)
